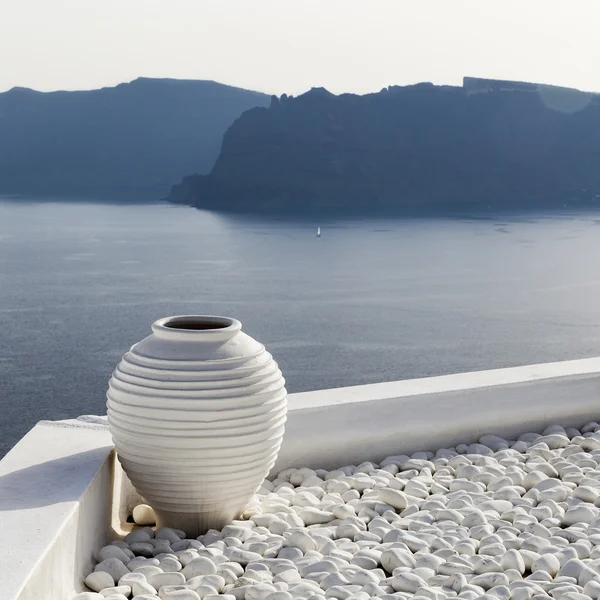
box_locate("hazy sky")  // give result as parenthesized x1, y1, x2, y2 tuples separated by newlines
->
(1, 0, 600, 95)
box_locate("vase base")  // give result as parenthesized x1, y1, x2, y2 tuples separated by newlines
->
(154, 507, 242, 538)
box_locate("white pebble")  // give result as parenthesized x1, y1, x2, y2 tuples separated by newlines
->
(500, 549, 525, 574)
(298, 508, 334, 525)
(95, 558, 129, 582)
(583, 581, 600, 599)
(124, 529, 153, 544)
(97, 545, 131, 564)
(287, 531, 318, 553)
(245, 583, 278, 600)
(192, 585, 219, 599)
(155, 528, 182, 544)
(181, 557, 217, 578)
(84, 571, 115, 592)
(118, 572, 146, 586)
(531, 554, 560, 576)
(161, 589, 201, 600)
(226, 548, 264, 565)
(99, 586, 130, 597)
(381, 548, 416, 573)
(377, 488, 407, 510)
(148, 571, 186, 588)
(133, 504, 156, 526)
(134, 565, 163, 578)
(264, 593, 293, 600)
(563, 505, 600, 526)
(132, 581, 157, 596)
(389, 572, 427, 593)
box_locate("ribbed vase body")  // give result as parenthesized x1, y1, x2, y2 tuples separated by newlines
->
(107, 315, 287, 536)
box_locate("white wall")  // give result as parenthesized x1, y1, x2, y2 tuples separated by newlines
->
(0, 421, 114, 600)
(272, 357, 600, 472)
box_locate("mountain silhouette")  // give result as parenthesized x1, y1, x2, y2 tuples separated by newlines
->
(167, 77, 600, 214)
(0, 78, 269, 200)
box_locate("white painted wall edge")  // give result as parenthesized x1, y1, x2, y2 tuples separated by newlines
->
(0, 421, 114, 600)
(272, 356, 600, 472)
(287, 356, 600, 409)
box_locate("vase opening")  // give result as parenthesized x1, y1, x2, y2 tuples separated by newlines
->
(163, 316, 233, 331)
(151, 315, 242, 341)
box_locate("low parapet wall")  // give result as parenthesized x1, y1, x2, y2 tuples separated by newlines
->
(274, 357, 600, 472)
(1, 356, 600, 599)
(0, 420, 113, 600)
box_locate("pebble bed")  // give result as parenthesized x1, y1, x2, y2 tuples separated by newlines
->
(74, 421, 600, 600)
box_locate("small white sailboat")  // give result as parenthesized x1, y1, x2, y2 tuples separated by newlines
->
(316, 226, 321, 238)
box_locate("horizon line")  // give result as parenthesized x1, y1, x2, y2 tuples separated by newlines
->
(1, 74, 598, 98)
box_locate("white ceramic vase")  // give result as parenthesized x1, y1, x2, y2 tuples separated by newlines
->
(107, 315, 287, 536)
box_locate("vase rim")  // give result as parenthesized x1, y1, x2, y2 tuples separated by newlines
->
(151, 315, 242, 339)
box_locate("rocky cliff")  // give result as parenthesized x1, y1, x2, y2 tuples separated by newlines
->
(0, 78, 269, 200)
(167, 78, 600, 214)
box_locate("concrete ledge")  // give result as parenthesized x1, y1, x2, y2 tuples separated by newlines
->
(273, 356, 600, 472)
(0, 421, 113, 600)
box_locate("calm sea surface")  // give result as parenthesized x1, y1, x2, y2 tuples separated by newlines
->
(2, 199, 600, 456)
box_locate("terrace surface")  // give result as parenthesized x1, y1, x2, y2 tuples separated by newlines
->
(79, 421, 600, 600)
(3, 356, 600, 599)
